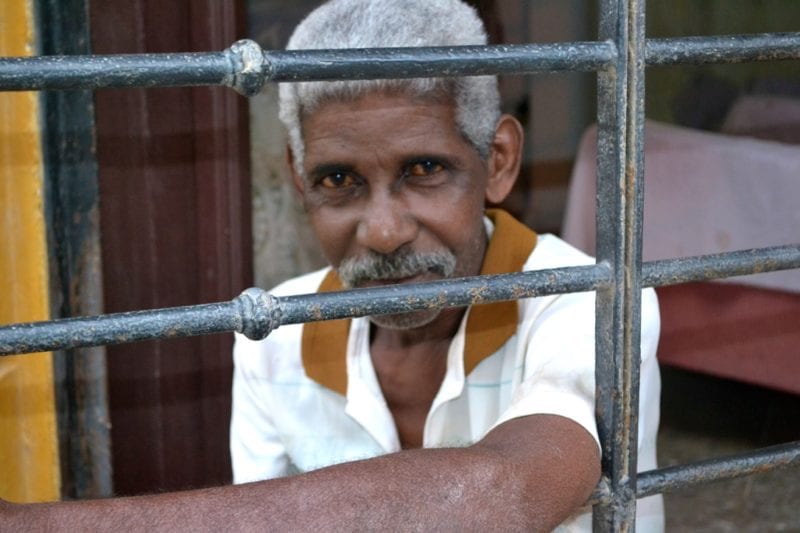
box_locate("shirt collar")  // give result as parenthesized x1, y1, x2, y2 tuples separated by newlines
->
(301, 208, 538, 395)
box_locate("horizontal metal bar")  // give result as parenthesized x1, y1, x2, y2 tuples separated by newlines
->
(0, 264, 610, 357)
(0, 40, 265, 95)
(637, 441, 800, 498)
(642, 244, 800, 287)
(2, 244, 797, 357)
(2, 32, 796, 95)
(0, 52, 229, 90)
(647, 32, 800, 66)
(264, 41, 616, 82)
(0, 40, 615, 94)
(0, 301, 242, 356)
(278, 263, 611, 325)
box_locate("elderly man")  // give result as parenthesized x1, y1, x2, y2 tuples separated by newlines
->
(1, 0, 662, 530)
(240, 0, 663, 529)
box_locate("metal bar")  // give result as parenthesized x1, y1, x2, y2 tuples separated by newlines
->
(0, 301, 243, 356)
(643, 244, 800, 287)
(593, 0, 646, 529)
(278, 264, 609, 325)
(1, 243, 798, 358)
(0, 40, 265, 96)
(587, 442, 800, 505)
(647, 32, 800, 66)
(0, 40, 614, 94)
(637, 441, 800, 498)
(593, 0, 626, 527)
(265, 42, 615, 81)
(1, 32, 796, 95)
(0, 265, 610, 357)
(38, 0, 113, 499)
(0, 52, 232, 90)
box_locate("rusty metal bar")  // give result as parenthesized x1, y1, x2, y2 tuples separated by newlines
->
(643, 244, 800, 287)
(0, 236, 796, 356)
(278, 264, 610, 325)
(1, 33, 797, 95)
(38, 0, 113, 499)
(637, 441, 800, 498)
(647, 32, 800, 66)
(0, 40, 265, 96)
(0, 40, 614, 95)
(266, 42, 616, 81)
(587, 441, 800, 505)
(592, 0, 646, 530)
(0, 265, 610, 357)
(0, 301, 244, 357)
(2, 244, 798, 357)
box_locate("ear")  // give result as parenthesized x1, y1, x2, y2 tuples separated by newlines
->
(286, 145, 305, 194)
(484, 114, 523, 204)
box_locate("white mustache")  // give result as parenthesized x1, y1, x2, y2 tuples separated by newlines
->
(337, 248, 457, 288)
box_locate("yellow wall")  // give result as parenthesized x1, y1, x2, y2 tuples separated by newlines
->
(0, 0, 61, 503)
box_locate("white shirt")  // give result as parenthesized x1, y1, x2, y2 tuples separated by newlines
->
(231, 220, 663, 531)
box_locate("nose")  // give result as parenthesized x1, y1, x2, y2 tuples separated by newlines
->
(356, 190, 418, 255)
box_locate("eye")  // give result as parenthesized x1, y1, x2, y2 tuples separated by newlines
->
(319, 171, 356, 189)
(407, 160, 445, 177)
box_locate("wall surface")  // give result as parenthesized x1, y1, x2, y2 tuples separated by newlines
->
(646, 1, 800, 127)
(0, 0, 61, 503)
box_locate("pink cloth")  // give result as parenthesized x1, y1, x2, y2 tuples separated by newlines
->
(562, 120, 800, 293)
(721, 95, 800, 144)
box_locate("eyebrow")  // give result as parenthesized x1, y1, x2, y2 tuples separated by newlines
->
(307, 162, 356, 181)
(400, 153, 457, 166)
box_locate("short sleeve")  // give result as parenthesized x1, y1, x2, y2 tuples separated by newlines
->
(493, 290, 600, 447)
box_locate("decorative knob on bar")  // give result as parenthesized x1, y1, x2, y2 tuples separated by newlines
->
(225, 39, 267, 96)
(235, 288, 281, 340)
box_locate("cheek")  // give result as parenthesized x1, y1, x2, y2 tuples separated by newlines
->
(306, 207, 354, 267)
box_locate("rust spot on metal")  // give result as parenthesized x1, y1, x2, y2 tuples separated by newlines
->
(511, 285, 527, 299)
(468, 284, 488, 304)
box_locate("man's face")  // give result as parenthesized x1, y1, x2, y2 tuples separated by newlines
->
(293, 92, 494, 329)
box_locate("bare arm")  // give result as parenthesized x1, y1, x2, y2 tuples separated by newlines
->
(2, 413, 599, 532)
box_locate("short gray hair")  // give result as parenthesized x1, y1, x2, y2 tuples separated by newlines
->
(278, 0, 501, 175)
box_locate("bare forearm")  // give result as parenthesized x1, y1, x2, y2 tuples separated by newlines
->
(255, 414, 599, 531)
(2, 415, 598, 531)
(264, 447, 534, 531)
(4, 450, 525, 532)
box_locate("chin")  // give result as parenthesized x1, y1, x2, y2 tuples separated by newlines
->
(368, 308, 442, 330)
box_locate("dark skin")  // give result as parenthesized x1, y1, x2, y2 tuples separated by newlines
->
(294, 93, 511, 448)
(1, 92, 600, 531)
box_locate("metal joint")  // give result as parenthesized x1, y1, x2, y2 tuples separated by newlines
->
(225, 39, 267, 96)
(589, 477, 613, 506)
(235, 288, 281, 340)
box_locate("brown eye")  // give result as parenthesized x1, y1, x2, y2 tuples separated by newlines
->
(408, 160, 444, 177)
(320, 172, 355, 189)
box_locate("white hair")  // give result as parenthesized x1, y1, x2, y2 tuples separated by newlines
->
(278, 0, 501, 175)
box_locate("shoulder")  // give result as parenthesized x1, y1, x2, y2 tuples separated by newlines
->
(268, 267, 331, 297)
(525, 233, 595, 270)
(520, 234, 659, 343)
(518, 234, 596, 321)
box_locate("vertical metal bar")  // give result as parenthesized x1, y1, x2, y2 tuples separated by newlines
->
(593, 0, 646, 530)
(37, 0, 113, 499)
